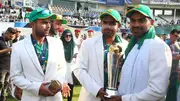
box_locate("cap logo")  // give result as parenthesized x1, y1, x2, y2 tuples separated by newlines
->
(135, 5, 140, 8)
(108, 9, 113, 13)
(57, 15, 62, 19)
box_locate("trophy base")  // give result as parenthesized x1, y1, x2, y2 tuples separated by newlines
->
(104, 89, 118, 98)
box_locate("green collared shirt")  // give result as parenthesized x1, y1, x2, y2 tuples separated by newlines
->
(31, 35, 48, 73)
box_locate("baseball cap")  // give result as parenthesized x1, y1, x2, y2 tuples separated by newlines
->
(126, 4, 153, 20)
(51, 14, 67, 24)
(29, 8, 53, 22)
(88, 30, 94, 33)
(100, 9, 121, 24)
(75, 29, 81, 33)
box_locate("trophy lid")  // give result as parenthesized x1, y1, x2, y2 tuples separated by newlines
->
(109, 44, 122, 53)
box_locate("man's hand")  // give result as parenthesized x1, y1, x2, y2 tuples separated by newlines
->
(97, 88, 108, 101)
(6, 48, 12, 52)
(48, 80, 62, 95)
(14, 86, 22, 100)
(39, 83, 54, 96)
(62, 83, 71, 98)
(0, 48, 11, 54)
(108, 96, 122, 101)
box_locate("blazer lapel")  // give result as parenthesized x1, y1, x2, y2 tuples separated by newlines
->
(45, 37, 52, 74)
(95, 35, 104, 82)
(24, 35, 44, 76)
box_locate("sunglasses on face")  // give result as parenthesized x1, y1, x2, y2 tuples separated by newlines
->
(65, 34, 72, 38)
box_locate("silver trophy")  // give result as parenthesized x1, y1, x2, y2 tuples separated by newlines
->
(105, 44, 123, 98)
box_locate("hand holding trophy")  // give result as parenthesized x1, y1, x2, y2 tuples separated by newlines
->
(48, 80, 62, 94)
(105, 43, 123, 98)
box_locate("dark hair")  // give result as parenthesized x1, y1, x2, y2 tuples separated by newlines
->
(5, 27, 17, 34)
(170, 29, 180, 35)
(49, 23, 56, 36)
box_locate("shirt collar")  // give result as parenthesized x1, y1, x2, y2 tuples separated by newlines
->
(103, 34, 122, 45)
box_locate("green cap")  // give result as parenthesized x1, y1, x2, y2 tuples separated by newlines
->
(51, 14, 67, 24)
(126, 4, 153, 19)
(100, 9, 121, 24)
(29, 8, 53, 22)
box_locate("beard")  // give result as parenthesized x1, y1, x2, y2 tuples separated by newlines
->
(131, 27, 142, 33)
(102, 28, 115, 38)
(35, 29, 49, 37)
(35, 26, 49, 38)
(103, 32, 113, 38)
(131, 26, 148, 38)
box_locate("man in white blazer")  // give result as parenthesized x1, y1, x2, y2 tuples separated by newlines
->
(108, 4, 172, 101)
(10, 8, 67, 101)
(73, 9, 128, 101)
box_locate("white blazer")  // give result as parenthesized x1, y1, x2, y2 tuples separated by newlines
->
(73, 34, 128, 101)
(119, 36, 172, 101)
(10, 35, 67, 101)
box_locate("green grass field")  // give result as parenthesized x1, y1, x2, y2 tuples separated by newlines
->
(7, 85, 81, 101)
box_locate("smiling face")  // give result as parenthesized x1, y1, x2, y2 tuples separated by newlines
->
(52, 20, 63, 34)
(101, 15, 120, 38)
(129, 11, 152, 40)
